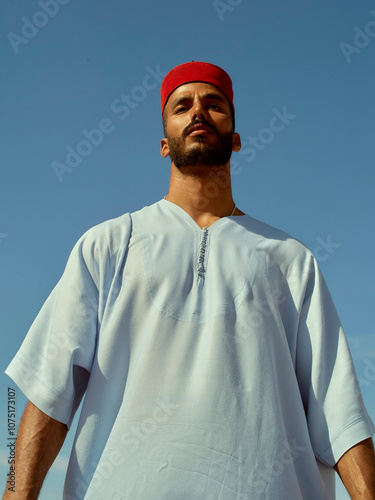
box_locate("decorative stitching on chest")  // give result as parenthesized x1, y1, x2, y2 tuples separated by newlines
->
(196, 227, 209, 278)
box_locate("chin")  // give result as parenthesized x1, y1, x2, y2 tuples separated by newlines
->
(186, 137, 212, 147)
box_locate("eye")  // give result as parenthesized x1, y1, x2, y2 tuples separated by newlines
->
(175, 106, 187, 114)
(208, 104, 220, 110)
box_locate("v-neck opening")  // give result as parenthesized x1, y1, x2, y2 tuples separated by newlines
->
(161, 198, 241, 231)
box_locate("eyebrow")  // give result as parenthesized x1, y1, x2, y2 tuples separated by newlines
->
(170, 93, 227, 108)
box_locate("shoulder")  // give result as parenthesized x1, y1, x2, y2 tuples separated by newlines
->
(84, 212, 132, 247)
(72, 213, 132, 269)
(239, 214, 312, 256)
(72, 200, 163, 261)
(238, 214, 315, 275)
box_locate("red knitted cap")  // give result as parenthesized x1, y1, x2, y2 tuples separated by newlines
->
(160, 61, 234, 116)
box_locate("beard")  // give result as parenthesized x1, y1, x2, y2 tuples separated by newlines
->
(167, 121, 234, 178)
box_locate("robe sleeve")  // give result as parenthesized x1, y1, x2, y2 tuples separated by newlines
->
(295, 255, 375, 466)
(5, 226, 105, 429)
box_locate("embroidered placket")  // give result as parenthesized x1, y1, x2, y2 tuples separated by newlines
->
(197, 227, 208, 280)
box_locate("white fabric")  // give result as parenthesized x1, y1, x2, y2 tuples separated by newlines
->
(6, 198, 375, 500)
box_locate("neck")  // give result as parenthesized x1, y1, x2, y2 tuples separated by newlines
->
(165, 162, 241, 227)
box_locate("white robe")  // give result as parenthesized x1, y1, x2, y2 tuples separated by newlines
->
(6, 198, 375, 499)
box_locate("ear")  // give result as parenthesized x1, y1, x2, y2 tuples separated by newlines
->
(160, 138, 170, 158)
(232, 133, 241, 152)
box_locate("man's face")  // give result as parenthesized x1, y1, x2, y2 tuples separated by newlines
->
(160, 82, 241, 174)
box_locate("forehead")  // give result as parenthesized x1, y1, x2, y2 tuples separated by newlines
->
(166, 82, 230, 110)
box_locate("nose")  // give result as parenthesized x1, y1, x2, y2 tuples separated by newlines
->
(190, 98, 208, 122)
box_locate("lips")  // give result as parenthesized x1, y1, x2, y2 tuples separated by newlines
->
(187, 124, 214, 136)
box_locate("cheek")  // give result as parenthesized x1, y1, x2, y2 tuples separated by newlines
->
(210, 113, 232, 130)
(166, 119, 189, 139)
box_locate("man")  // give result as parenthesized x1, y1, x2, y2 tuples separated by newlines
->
(3, 61, 375, 499)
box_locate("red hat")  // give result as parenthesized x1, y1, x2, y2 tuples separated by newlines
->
(160, 61, 234, 116)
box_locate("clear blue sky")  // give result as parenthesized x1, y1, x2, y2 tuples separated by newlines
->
(1, 0, 374, 498)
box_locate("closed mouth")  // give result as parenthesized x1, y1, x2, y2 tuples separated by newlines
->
(187, 124, 214, 135)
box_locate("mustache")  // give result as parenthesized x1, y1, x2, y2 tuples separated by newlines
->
(182, 119, 219, 138)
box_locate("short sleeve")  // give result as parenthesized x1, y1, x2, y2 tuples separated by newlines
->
(295, 256, 375, 466)
(5, 230, 102, 429)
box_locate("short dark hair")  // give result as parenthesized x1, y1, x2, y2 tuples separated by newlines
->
(162, 104, 235, 137)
